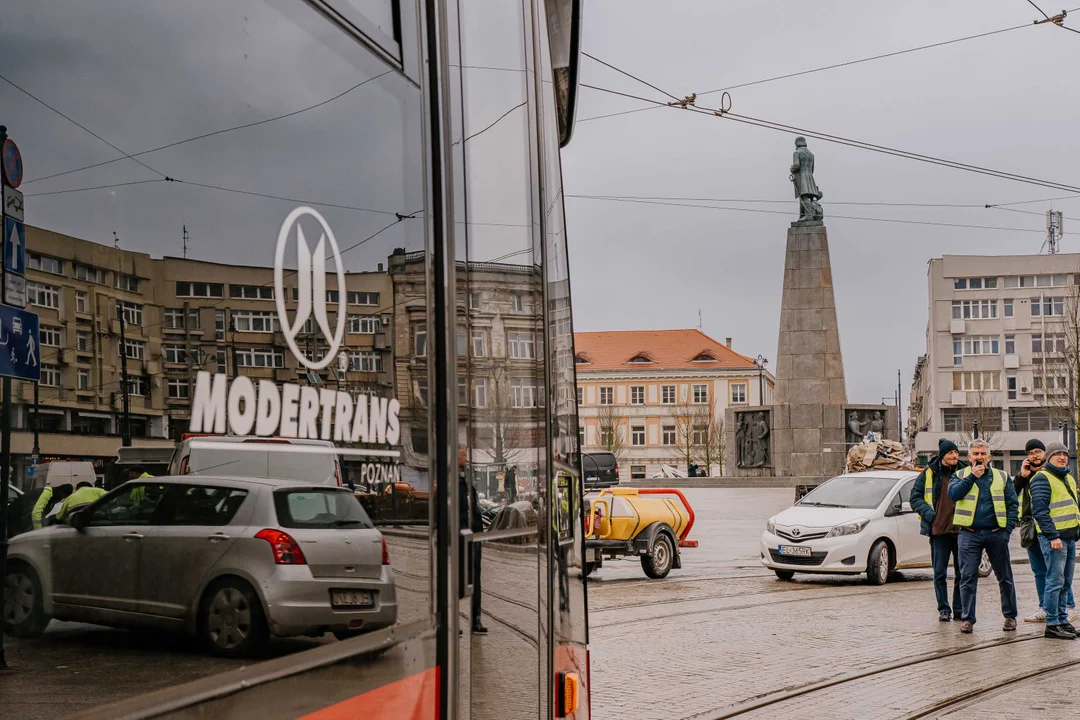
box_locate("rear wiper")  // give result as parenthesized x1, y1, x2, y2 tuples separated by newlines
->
(332, 519, 369, 527)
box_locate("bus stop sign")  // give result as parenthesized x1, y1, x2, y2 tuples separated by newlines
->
(0, 304, 39, 381)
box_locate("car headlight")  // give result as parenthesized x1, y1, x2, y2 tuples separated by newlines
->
(826, 518, 869, 538)
(766, 517, 776, 535)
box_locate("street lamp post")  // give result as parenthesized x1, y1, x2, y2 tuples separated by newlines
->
(755, 355, 768, 405)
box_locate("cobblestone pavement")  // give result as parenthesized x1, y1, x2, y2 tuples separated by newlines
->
(588, 488, 1060, 720)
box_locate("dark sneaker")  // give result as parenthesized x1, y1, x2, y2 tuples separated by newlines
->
(1064, 623, 1077, 635)
(1045, 624, 1076, 640)
(1003, 618, 1017, 631)
(961, 621, 974, 634)
(939, 610, 952, 622)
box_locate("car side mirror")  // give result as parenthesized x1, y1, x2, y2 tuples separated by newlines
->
(67, 509, 88, 530)
(901, 501, 913, 514)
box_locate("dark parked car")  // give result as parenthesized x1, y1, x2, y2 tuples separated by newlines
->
(582, 452, 619, 490)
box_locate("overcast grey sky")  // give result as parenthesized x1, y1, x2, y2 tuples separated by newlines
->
(563, 0, 1080, 403)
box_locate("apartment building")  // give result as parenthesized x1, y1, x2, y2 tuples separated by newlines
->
(575, 329, 775, 478)
(16, 224, 392, 484)
(909, 253, 1079, 474)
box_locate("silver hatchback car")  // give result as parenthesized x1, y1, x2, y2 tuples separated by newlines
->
(3, 476, 397, 656)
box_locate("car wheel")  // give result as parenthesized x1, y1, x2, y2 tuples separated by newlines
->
(774, 570, 795, 581)
(641, 533, 675, 579)
(978, 550, 993, 578)
(866, 540, 891, 586)
(198, 578, 268, 658)
(3, 564, 51, 638)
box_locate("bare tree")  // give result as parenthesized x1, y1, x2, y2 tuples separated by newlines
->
(1032, 267, 1080, 444)
(473, 368, 528, 467)
(595, 403, 625, 462)
(957, 387, 1002, 450)
(695, 395, 725, 476)
(669, 391, 701, 474)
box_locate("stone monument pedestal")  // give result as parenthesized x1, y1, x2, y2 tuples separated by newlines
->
(726, 223, 898, 480)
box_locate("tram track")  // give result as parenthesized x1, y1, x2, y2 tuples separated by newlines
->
(904, 659, 1080, 718)
(693, 634, 1044, 719)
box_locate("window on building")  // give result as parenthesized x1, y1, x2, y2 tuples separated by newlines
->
(74, 264, 106, 285)
(953, 338, 963, 366)
(27, 282, 60, 309)
(235, 347, 284, 368)
(41, 364, 61, 388)
(1007, 374, 1017, 401)
(167, 378, 190, 399)
(326, 290, 340, 304)
(630, 386, 645, 405)
(954, 277, 997, 290)
(348, 350, 382, 372)
(347, 314, 380, 334)
(662, 425, 677, 445)
(730, 382, 747, 404)
(951, 299, 998, 320)
(576, 387, 583, 406)
(39, 325, 61, 347)
(117, 301, 143, 327)
(176, 281, 224, 298)
(631, 425, 646, 446)
(77, 368, 90, 391)
(1032, 297, 1065, 317)
(164, 308, 185, 330)
(455, 326, 467, 357)
(692, 424, 707, 445)
(1003, 299, 1014, 317)
(631, 465, 646, 480)
(229, 284, 274, 300)
(76, 331, 91, 353)
(118, 340, 145, 360)
(414, 325, 427, 357)
(1032, 333, 1067, 355)
(348, 291, 380, 306)
(1009, 407, 1055, 431)
(471, 329, 487, 357)
(469, 292, 481, 310)
(508, 331, 536, 359)
(962, 336, 999, 356)
(215, 310, 225, 340)
(164, 344, 199, 364)
(511, 293, 524, 312)
(474, 378, 488, 408)
(599, 386, 614, 405)
(216, 348, 227, 373)
(661, 385, 676, 404)
(511, 378, 538, 408)
(1005, 335, 1015, 355)
(75, 291, 88, 314)
(232, 310, 280, 333)
(457, 376, 467, 406)
(416, 379, 428, 407)
(692, 384, 709, 404)
(952, 371, 1000, 391)
(943, 407, 1003, 433)
(127, 376, 148, 397)
(28, 252, 63, 275)
(114, 273, 140, 293)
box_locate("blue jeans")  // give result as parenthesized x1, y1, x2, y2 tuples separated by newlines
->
(1037, 534, 1077, 627)
(958, 528, 1017, 624)
(1027, 543, 1076, 611)
(930, 534, 961, 615)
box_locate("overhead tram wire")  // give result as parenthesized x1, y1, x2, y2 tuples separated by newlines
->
(581, 53, 680, 102)
(579, 82, 1080, 195)
(21, 71, 394, 186)
(577, 16, 1071, 123)
(572, 193, 989, 209)
(566, 194, 1071, 235)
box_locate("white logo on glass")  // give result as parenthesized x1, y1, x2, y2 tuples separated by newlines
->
(274, 207, 347, 370)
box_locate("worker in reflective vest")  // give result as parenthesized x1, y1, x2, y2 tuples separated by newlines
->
(910, 438, 969, 622)
(948, 439, 1018, 635)
(1029, 442, 1080, 640)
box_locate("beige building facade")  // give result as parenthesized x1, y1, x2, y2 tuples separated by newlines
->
(575, 329, 775, 478)
(910, 253, 1078, 474)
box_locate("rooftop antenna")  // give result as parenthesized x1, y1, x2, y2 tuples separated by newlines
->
(112, 231, 119, 249)
(182, 224, 189, 258)
(698, 308, 702, 330)
(1046, 210, 1063, 254)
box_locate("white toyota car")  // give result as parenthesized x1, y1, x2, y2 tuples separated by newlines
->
(761, 470, 992, 585)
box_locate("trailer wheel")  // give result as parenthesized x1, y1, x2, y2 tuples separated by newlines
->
(641, 533, 675, 579)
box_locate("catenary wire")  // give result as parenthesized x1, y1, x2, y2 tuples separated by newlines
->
(582, 53, 680, 101)
(21, 71, 393, 186)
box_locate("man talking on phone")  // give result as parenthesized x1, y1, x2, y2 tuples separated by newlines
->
(948, 439, 1019, 634)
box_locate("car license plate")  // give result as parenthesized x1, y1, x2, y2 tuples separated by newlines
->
(778, 545, 812, 557)
(331, 589, 374, 608)
(586, 475, 598, 482)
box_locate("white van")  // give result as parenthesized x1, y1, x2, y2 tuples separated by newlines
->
(168, 436, 342, 486)
(30, 461, 97, 489)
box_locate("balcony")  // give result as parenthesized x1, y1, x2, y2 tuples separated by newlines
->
(949, 319, 965, 335)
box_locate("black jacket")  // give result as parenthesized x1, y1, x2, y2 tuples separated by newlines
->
(910, 457, 970, 537)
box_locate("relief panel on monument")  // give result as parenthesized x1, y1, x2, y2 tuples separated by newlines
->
(845, 408, 886, 446)
(736, 410, 772, 468)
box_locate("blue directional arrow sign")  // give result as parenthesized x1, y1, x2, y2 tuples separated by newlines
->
(4, 216, 25, 275)
(0, 304, 40, 381)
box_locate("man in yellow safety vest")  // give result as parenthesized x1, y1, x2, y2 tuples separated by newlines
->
(1029, 442, 1080, 640)
(947, 438, 1019, 634)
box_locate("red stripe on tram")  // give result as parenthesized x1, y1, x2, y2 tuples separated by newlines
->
(298, 667, 439, 720)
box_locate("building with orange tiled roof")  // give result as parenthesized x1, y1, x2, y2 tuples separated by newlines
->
(575, 329, 775, 478)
